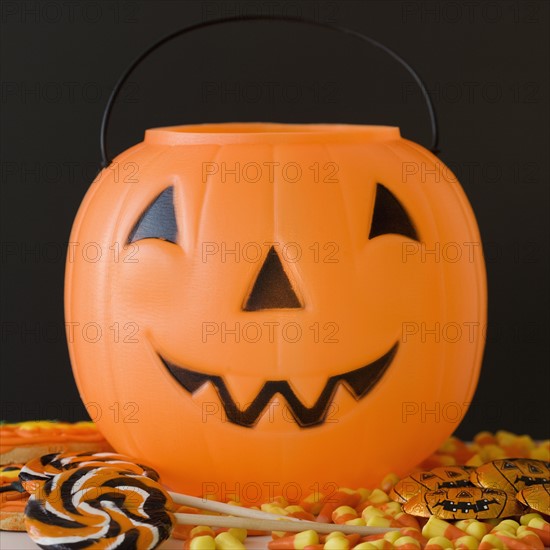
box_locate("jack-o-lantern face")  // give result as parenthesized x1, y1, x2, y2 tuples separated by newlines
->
(129, 185, 414, 428)
(471, 459, 550, 493)
(390, 466, 475, 503)
(403, 486, 523, 519)
(66, 124, 486, 497)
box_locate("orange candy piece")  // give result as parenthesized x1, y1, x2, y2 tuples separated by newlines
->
(316, 489, 361, 524)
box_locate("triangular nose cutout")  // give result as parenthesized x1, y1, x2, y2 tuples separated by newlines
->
(243, 246, 302, 311)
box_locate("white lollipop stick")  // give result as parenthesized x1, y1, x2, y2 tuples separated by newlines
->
(168, 492, 301, 521)
(174, 512, 399, 536)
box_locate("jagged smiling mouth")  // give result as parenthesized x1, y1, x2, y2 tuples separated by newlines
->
(159, 343, 398, 428)
(516, 475, 549, 486)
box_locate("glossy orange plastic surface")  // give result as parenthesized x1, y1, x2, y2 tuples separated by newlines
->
(65, 123, 486, 499)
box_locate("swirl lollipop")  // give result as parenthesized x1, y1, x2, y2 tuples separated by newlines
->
(19, 452, 160, 493)
(25, 467, 397, 549)
(25, 467, 174, 549)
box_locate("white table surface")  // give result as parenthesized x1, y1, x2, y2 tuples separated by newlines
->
(0, 531, 272, 549)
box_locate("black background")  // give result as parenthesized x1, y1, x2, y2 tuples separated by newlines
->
(1, 0, 549, 439)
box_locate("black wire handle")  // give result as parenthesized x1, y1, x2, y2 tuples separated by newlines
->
(100, 15, 440, 167)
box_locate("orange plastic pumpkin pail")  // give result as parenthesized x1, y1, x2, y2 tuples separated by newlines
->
(65, 17, 486, 500)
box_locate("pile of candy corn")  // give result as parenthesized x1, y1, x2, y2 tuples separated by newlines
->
(174, 431, 549, 549)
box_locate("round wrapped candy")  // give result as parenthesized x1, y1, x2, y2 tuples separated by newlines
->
(471, 459, 550, 492)
(516, 483, 550, 515)
(390, 466, 474, 503)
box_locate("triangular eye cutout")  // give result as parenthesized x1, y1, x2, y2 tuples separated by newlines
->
(502, 461, 518, 470)
(528, 463, 543, 474)
(243, 246, 302, 311)
(445, 470, 461, 478)
(368, 183, 418, 241)
(421, 473, 436, 480)
(128, 187, 178, 244)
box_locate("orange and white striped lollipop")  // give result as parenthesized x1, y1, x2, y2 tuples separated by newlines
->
(19, 451, 159, 493)
(25, 467, 174, 549)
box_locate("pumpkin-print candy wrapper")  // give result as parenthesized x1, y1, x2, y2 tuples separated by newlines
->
(403, 486, 524, 520)
(471, 458, 550, 492)
(516, 483, 550, 515)
(390, 466, 474, 503)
